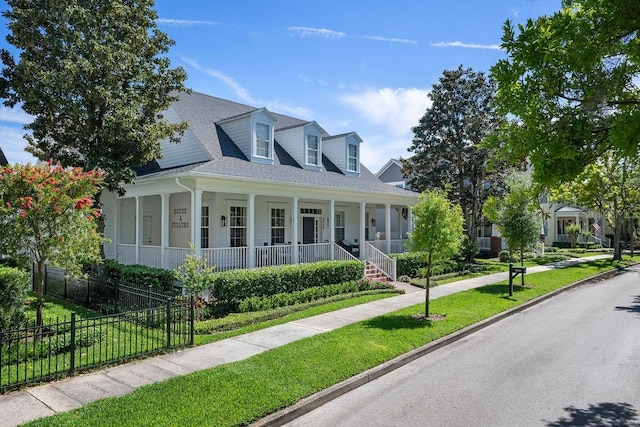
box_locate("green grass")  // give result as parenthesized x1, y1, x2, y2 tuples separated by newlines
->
(24, 293, 103, 323)
(25, 258, 633, 427)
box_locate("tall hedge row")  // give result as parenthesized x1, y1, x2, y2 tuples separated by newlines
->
(0, 266, 29, 330)
(391, 252, 429, 277)
(98, 259, 175, 291)
(207, 260, 363, 308)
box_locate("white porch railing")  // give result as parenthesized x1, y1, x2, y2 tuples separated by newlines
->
(139, 245, 162, 269)
(203, 247, 248, 272)
(116, 244, 136, 265)
(333, 243, 360, 262)
(166, 247, 190, 270)
(299, 243, 332, 264)
(363, 242, 397, 281)
(477, 237, 491, 251)
(255, 245, 293, 268)
(368, 239, 408, 255)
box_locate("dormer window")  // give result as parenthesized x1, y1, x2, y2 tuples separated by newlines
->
(255, 123, 271, 158)
(306, 134, 319, 166)
(347, 143, 359, 172)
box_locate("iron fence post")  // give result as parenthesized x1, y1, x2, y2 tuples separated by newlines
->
(166, 298, 172, 350)
(69, 312, 76, 376)
(190, 294, 195, 346)
(64, 277, 67, 299)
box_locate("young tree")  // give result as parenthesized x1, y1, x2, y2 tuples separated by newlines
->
(484, 174, 540, 266)
(0, 0, 188, 206)
(408, 190, 464, 318)
(403, 66, 510, 263)
(0, 162, 103, 326)
(566, 224, 582, 249)
(490, 0, 640, 186)
(551, 151, 640, 260)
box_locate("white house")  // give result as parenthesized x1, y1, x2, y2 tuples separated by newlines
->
(101, 92, 418, 279)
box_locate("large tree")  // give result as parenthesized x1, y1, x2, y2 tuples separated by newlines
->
(0, 0, 188, 197)
(484, 174, 541, 266)
(0, 162, 103, 326)
(550, 151, 640, 260)
(403, 66, 508, 262)
(408, 190, 464, 318)
(490, 0, 640, 186)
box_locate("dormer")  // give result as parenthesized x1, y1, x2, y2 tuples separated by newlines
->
(275, 121, 326, 172)
(218, 108, 277, 165)
(322, 132, 363, 177)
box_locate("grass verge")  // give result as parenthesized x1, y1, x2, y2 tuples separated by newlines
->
(25, 258, 634, 427)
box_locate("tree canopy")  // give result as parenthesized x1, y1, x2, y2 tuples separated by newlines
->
(490, 0, 640, 186)
(0, 161, 103, 326)
(484, 174, 541, 266)
(408, 190, 464, 317)
(0, 0, 189, 195)
(403, 66, 509, 261)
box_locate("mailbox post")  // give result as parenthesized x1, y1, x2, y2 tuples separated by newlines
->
(508, 263, 526, 296)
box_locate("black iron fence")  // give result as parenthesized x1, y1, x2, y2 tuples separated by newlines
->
(0, 297, 194, 393)
(38, 266, 180, 314)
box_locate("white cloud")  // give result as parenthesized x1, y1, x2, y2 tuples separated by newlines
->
(157, 18, 219, 26)
(363, 35, 418, 45)
(430, 41, 502, 50)
(288, 26, 346, 39)
(0, 125, 36, 164)
(341, 87, 430, 137)
(0, 107, 32, 125)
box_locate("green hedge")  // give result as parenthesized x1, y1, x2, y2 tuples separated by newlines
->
(98, 260, 175, 292)
(392, 252, 467, 278)
(207, 260, 363, 309)
(552, 241, 603, 250)
(237, 279, 393, 313)
(0, 266, 29, 330)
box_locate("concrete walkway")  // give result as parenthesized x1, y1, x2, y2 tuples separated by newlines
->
(0, 255, 612, 427)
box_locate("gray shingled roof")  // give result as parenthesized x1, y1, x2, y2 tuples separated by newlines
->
(0, 146, 8, 166)
(142, 91, 415, 197)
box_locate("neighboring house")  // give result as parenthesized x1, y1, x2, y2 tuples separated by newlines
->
(0, 146, 8, 166)
(101, 92, 418, 278)
(539, 196, 611, 247)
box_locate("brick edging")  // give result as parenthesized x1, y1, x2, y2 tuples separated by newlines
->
(252, 264, 634, 427)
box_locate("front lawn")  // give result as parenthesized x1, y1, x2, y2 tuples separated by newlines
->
(25, 257, 634, 427)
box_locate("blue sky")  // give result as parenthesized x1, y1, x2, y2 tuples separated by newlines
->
(0, 0, 560, 172)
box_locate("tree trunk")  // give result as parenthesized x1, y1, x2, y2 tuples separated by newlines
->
(613, 221, 622, 261)
(425, 253, 432, 317)
(36, 260, 45, 328)
(95, 190, 106, 260)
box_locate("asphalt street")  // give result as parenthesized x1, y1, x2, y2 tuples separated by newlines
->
(288, 266, 640, 427)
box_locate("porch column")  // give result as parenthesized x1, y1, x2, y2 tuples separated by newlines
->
(248, 193, 256, 268)
(194, 189, 203, 258)
(161, 193, 169, 269)
(113, 198, 119, 258)
(385, 204, 392, 254)
(359, 202, 366, 259)
(135, 196, 142, 264)
(292, 197, 299, 263)
(408, 207, 414, 234)
(329, 200, 335, 260)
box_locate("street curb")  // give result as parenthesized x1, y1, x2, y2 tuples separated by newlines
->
(252, 265, 632, 427)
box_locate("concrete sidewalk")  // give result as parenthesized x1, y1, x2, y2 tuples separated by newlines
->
(0, 255, 611, 427)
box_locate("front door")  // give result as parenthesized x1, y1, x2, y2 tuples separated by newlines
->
(302, 216, 319, 244)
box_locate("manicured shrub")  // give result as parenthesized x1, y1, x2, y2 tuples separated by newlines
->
(498, 250, 515, 263)
(98, 259, 175, 292)
(0, 266, 29, 330)
(208, 260, 363, 310)
(551, 241, 572, 249)
(391, 252, 428, 277)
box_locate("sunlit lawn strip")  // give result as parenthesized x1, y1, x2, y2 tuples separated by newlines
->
(26, 259, 627, 427)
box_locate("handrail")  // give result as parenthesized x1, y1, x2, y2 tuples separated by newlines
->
(363, 242, 396, 281)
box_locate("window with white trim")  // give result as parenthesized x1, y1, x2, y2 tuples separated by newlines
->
(255, 123, 270, 158)
(271, 208, 285, 245)
(347, 143, 358, 171)
(335, 211, 345, 241)
(201, 206, 210, 249)
(306, 134, 319, 166)
(229, 206, 246, 247)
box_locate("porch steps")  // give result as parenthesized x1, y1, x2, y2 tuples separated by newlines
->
(364, 261, 391, 283)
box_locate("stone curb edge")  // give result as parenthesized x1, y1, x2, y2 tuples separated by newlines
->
(253, 264, 635, 427)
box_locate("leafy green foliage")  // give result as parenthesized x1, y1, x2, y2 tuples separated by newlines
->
(408, 190, 464, 316)
(173, 244, 216, 294)
(236, 280, 393, 313)
(0, 162, 103, 326)
(0, 266, 29, 330)
(565, 224, 582, 249)
(0, 0, 189, 195)
(208, 261, 363, 311)
(99, 259, 175, 292)
(403, 66, 511, 261)
(484, 174, 541, 266)
(490, 0, 640, 185)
